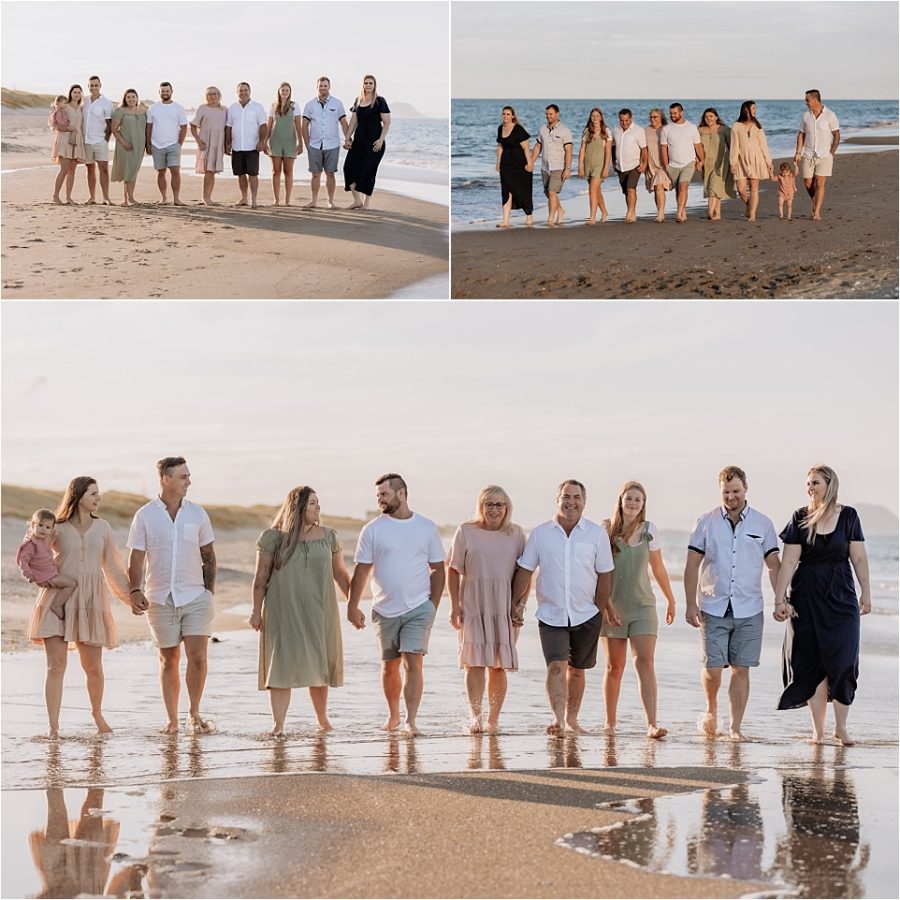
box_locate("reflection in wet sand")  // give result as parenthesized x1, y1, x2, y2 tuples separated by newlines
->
(558, 762, 887, 898)
(467, 733, 507, 770)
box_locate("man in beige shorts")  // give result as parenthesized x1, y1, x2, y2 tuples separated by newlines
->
(128, 457, 217, 734)
(82, 76, 113, 204)
(794, 90, 840, 221)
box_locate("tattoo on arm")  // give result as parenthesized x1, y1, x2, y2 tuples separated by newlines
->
(200, 544, 217, 593)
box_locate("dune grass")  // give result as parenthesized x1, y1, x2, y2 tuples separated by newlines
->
(2, 88, 56, 109)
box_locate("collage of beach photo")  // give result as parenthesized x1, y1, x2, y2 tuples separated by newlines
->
(1, 1, 898, 899)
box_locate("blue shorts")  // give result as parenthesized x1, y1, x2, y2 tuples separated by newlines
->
(700, 610, 763, 668)
(308, 146, 340, 174)
(151, 143, 182, 170)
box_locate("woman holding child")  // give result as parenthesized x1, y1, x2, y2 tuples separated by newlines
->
(26, 476, 132, 738)
(50, 85, 85, 205)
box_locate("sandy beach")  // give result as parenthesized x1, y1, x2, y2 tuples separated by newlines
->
(1, 108, 448, 300)
(451, 149, 899, 299)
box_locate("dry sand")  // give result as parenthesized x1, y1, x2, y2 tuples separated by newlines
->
(139, 768, 765, 899)
(1, 109, 448, 299)
(451, 150, 899, 299)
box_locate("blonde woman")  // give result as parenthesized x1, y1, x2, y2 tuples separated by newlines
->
(249, 486, 351, 737)
(577, 107, 611, 224)
(343, 74, 391, 209)
(448, 486, 526, 733)
(190, 86, 227, 205)
(266, 82, 303, 206)
(601, 482, 677, 739)
(644, 108, 672, 223)
(773, 466, 870, 746)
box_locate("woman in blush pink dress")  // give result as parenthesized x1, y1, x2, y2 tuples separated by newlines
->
(448, 485, 526, 734)
(50, 85, 85, 205)
(190, 86, 227, 205)
(730, 100, 774, 222)
(27, 476, 132, 739)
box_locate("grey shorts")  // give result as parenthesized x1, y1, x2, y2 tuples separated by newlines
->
(541, 169, 564, 196)
(700, 610, 763, 668)
(372, 600, 437, 660)
(147, 591, 214, 648)
(666, 163, 695, 185)
(151, 143, 182, 170)
(84, 141, 109, 163)
(308, 146, 340, 174)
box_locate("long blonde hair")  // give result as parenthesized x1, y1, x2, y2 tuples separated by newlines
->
(607, 481, 647, 555)
(271, 485, 317, 568)
(802, 464, 840, 543)
(467, 485, 513, 533)
(274, 82, 293, 118)
(355, 74, 378, 110)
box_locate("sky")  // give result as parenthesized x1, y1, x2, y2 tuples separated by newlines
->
(0, 0, 449, 117)
(2, 301, 897, 532)
(452, 0, 900, 99)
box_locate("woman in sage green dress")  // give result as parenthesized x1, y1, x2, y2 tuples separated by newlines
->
(698, 107, 735, 221)
(250, 486, 350, 737)
(110, 90, 147, 206)
(601, 481, 677, 739)
(265, 82, 303, 206)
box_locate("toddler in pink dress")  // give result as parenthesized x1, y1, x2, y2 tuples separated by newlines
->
(48, 96, 69, 131)
(776, 161, 798, 220)
(17, 509, 77, 619)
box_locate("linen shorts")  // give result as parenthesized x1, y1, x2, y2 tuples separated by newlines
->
(617, 166, 641, 193)
(83, 141, 109, 163)
(700, 610, 763, 668)
(372, 599, 437, 660)
(666, 163, 696, 185)
(541, 169, 564, 196)
(308, 146, 340, 174)
(231, 150, 260, 177)
(601, 605, 658, 639)
(538, 612, 602, 668)
(800, 154, 834, 178)
(151, 143, 182, 170)
(147, 591, 214, 648)
(585, 163, 605, 179)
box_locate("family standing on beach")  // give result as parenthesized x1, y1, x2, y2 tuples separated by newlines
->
(48, 75, 391, 209)
(21, 462, 870, 750)
(495, 91, 841, 227)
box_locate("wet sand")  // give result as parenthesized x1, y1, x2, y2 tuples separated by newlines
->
(1, 109, 448, 300)
(451, 150, 899, 299)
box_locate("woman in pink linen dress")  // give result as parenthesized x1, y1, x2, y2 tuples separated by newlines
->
(448, 485, 526, 734)
(190, 86, 227, 205)
(26, 476, 131, 739)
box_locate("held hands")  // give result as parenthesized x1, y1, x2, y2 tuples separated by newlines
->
(510, 602, 525, 627)
(577, 166, 584, 179)
(347, 605, 366, 630)
(685, 601, 702, 628)
(524, 163, 533, 173)
(603, 603, 622, 628)
(130, 591, 149, 616)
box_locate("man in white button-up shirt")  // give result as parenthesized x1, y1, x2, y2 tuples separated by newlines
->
(512, 480, 617, 736)
(612, 109, 648, 223)
(684, 466, 780, 742)
(793, 89, 841, 221)
(225, 82, 268, 208)
(127, 457, 217, 734)
(529, 104, 573, 227)
(82, 76, 113, 204)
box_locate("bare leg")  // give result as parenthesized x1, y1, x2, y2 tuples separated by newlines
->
(566, 667, 588, 733)
(283, 158, 295, 206)
(602, 637, 627, 731)
(625, 187, 637, 223)
(803, 177, 816, 202)
(156, 168, 168, 203)
(812, 175, 827, 220)
(269, 687, 291, 735)
(381, 658, 402, 730)
(249, 175, 259, 208)
(171, 167, 184, 205)
(47, 576, 77, 618)
(632, 635, 666, 737)
(64, 160, 77, 203)
(98, 161, 110, 203)
(76, 642, 111, 733)
(183, 635, 210, 730)
(124, 180, 137, 206)
(587, 178, 599, 224)
(86, 162, 98, 202)
(597, 181, 608, 222)
(349, 184, 364, 210)
(807, 677, 828, 743)
(465, 666, 486, 732)
(700, 666, 723, 736)
(546, 660, 567, 734)
(272, 157, 283, 205)
(747, 179, 760, 221)
(402, 652, 424, 735)
(676, 182, 689, 221)
(53, 159, 71, 203)
(306, 172, 322, 208)
(778, 197, 785, 219)
(236, 174, 249, 205)
(786, 198, 793, 220)
(308, 685, 332, 731)
(202, 172, 216, 205)
(707, 195, 715, 220)
(727, 666, 750, 740)
(485, 667, 507, 732)
(499, 194, 512, 227)
(158, 645, 181, 733)
(43, 636, 68, 738)
(654, 185, 666, 222)
(832, 698, 854, 745)
(325, 171, 336, 208)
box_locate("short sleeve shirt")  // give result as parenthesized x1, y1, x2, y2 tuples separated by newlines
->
(517, 516, 614, 627)
(660, 120, 702, 168)
(127, 498, 215, 607)
(146, 101, 188, 149)
(799, 106, 840, 158)
(83, 94, 113, 144)
(536, 123, 574, 173)
(226, 100, 268, 152)
(612, 124, 648, 171)
(302, 95, 348, 151)
(688, 504, 779, 617)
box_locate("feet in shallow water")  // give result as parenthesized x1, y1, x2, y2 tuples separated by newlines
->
(93, 714, 113, 734)
(647, 724, 667, 739)
(833, 728, 855, 747)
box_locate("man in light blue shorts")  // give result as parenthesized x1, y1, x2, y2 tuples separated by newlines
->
(145, 82, 188, 206)
(348, 473, 445, 736)
(684, 465, 780, 741)
(301, 76, 349, 209)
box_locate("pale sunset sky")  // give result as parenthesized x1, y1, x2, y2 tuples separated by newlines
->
(2, 301, 897, 531)
(1, 0, 449, 117)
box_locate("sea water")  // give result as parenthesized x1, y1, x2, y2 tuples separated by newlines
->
(451, 98, 899, 226)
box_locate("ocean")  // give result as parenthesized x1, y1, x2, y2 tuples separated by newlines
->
(451, 98, 899, 226)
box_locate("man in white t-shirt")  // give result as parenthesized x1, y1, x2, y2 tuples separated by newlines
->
(511, 479, 618, 736)
(127, 457, 217, 734)
(145, 82, 189, 206)
(793, 89, 841, 221)
(660, 103, 704, 223)
(348, 473, 446, 736)
(82, 75, 113, 204)
(301, 76, 349, 209)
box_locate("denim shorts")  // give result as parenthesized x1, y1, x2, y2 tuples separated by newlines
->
(700, 610, 763, 668)
(372, 600, 437, 660)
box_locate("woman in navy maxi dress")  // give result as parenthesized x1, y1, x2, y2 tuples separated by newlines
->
(773, 467, 871, 746)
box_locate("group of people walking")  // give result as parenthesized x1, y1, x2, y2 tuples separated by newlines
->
(21, 462, 870, 747)
(48, 75, 391, 210)
(495, 91, 841, 227)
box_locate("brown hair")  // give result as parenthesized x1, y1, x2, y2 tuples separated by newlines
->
(582, 106, 609, 142)
(607, 481, 647, 555)
(737, 101, 762, 129)
(270, 485, 318, 569)
(157, 456, 187, 479)
(501, 105, 519, 124)
(55, 476, 98, 523)
(718, 466, 747, 488)
(701, 107, 726, 127)
(375, 472, 407, 494)
(274, 82, 293, 117)
(557, 479, 586, 502)
(67, 84, 83, 105)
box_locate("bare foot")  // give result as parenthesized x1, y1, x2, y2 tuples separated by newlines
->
(202, 199, 215, 207)
(525, 218, 533, 227)
(234, 200, 249, 207)
(250, 202, 259, 209)
(469, 715, 484, 734)
(160, 722, 179, 735)
(156, 199, 169, 205)
(49, 603, 66, 620)
(267, 727, 285, 740)
(350, 203, 364, 210)
(52, 197, 64, 205)
(648, 724, 668, 739)
(381, 716, 401, 732)
(600, 213, 608, 223)
(546, 721, 564, 736)
(566, 718, 588, 734)
(101, 200, 111, 206)
(812, 214, 821, 221)
(807, 733, 826, 745)
(405, 722, 421, 737)
(586, 218, 596, 226)
(655, 215, 665, 223)
(47, 727, 60, 740)
(303, 201, 317, 209)
(173, 199, 186, 207)
(833, 729, 855, 747)
(625, 214, 636, 224)
(698, 712, 719, 738)
(186, 717, 215, 734)
(273, 200, 281, 207)
(728, 728, 745, 742)
(603, 723, 616, 734)
(326, 201, 335, 209)
(93, 715, 113, 734)
(556, 206, 566, 225)
(496, 222, 510, 228)
(484, 720, 499, 734)
(85, 199, 97, 205)
(316, 720, 334, 733)
(284, 201, 292, 207)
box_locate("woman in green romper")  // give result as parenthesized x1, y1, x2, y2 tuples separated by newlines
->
(602, 481, 677, 738)
(266, 82, 303, 206)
